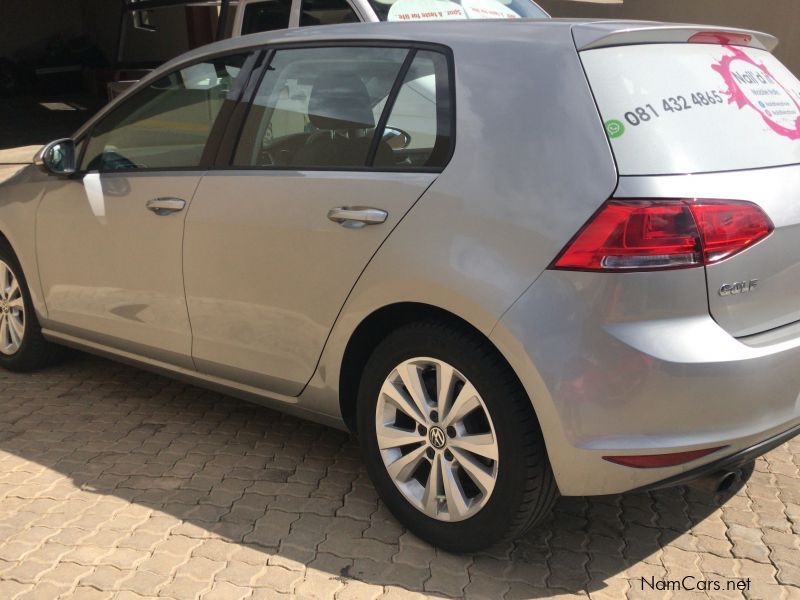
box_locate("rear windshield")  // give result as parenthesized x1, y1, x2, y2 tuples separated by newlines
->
(581, 43, 800, 175)
(369, 0, 548, 22)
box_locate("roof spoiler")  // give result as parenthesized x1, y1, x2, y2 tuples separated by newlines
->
(572, 21, 778, 52)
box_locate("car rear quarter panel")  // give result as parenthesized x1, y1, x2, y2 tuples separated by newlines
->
(616, 165, 800, 337)
(305, 25, 618, 420)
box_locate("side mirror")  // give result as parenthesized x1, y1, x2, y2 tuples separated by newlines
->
(34, 139, 77, 176)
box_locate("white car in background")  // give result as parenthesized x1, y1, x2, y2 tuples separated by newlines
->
(109, 0, 548, 98)
(230, 0, 549, 34)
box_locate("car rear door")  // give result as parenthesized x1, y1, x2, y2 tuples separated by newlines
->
(183, 44, 453, 395)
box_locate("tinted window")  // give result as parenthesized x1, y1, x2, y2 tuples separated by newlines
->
(82, 54, 249, 171)
(241, 0, 292, 34)
(234, 47, 408, 168)
(374, 50, 452, 168)
(300, 0, 359, 26)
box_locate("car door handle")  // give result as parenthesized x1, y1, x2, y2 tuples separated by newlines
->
(327, 207, 388, 228)
(146, 198, 186, 216)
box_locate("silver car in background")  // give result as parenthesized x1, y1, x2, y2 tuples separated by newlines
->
(2, 20, 800, 551)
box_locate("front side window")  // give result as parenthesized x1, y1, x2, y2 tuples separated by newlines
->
(241, 0, 292, 35)
(233, 46, 408, 168)
(82, 53, 250, 171)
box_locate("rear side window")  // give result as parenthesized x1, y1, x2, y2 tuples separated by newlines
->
(233, 46, 453, 170)
(233, 47, 407, 169)
(581, 44, 800, 175)
(374, 51, 452, 168)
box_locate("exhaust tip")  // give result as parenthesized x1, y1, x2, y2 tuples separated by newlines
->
(687, 469, 739, 494)
(717, 471, 737, 493)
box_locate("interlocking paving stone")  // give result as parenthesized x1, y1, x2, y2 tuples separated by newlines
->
(0, 353, 798, 599)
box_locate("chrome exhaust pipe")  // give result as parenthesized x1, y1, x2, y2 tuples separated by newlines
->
(690, 470, 738, 494)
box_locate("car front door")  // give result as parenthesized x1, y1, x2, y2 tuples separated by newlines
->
(36, 52, 255, 367)
(183, 45, 453, 395)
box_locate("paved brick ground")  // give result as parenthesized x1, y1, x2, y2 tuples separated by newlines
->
(0, 353, 798, 599)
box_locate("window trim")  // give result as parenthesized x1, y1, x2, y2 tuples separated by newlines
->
(220, 39, 456, 174)
(365, 48, 417, 167)
(74, 49, 262, 175)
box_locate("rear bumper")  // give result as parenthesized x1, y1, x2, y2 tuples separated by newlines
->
(491, 268, 800, 495)
(633, 422, 800, 492)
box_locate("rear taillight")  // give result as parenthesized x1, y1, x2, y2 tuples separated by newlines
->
(551, 199, 773, 272)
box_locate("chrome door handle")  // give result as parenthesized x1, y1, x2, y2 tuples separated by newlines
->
(146, 197, 186, 216)
(327, 207, 388, 228)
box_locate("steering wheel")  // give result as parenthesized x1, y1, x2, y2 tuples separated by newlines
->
(98, 151, 142, 171)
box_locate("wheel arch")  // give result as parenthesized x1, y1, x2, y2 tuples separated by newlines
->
(0, 225, 47, 320)
(0, 228, 24, 271)
(338, 301, 534, 434)
(0, 230, 13, 252)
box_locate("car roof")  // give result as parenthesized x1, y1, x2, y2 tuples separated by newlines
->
(181, 19, 577, 62)
(160, 18, 775, 69)
(74, 18, 776, 140)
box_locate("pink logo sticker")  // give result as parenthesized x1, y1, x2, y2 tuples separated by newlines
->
(713, 45, 800, 140)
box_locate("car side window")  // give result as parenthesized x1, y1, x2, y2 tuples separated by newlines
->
(373, 50, 452, 169)
(300, 0, 359, 26)
(241, 0, 292, 34)
(81, 53, 250, 172)
(233, 47, 409, 169)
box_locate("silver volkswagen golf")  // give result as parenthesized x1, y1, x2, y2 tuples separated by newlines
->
(2, 20, 800, 552)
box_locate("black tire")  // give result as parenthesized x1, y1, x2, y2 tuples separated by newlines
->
(0, 240, 63, 372)
(357, 320, 558, 552)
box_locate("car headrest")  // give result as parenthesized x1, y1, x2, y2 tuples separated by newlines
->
(308, 72, 375, 131)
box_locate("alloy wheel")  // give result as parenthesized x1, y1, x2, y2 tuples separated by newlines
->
(375, 357, 499, 522)
(0, 260, 25, 356)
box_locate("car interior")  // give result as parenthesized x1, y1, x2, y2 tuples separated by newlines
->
(242, 55, 441, 169)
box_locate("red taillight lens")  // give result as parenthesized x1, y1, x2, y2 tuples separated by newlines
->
(691, 203, 773, 263)
(688, 31, 753, 46)
(551, 199, 773, 272)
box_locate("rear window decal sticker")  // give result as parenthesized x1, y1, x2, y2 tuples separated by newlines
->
(713, 45, 800, 140)
(605, 119, 625, 138)
(581, 43, 800, 174)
